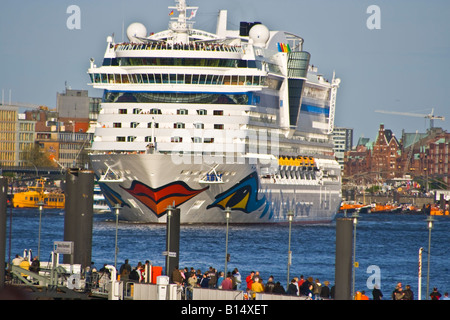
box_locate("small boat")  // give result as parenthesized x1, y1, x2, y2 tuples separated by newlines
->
(357, 203, 402, 214)
(93, 185, 111, 214)
(370, 203, 401, 213)
(430, 206, 449, 216)
(12, 179, 65, 209)
(339, 201, 364, 213)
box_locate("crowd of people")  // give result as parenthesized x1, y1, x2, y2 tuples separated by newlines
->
(11, 254, 41, 280)
(386, 282, 450, 301)
(166, 264, 335, 300)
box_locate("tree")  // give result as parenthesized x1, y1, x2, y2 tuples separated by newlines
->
(22, 143, 55, 167)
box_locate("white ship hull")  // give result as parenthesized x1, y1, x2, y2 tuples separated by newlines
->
(90, 153, 341, 224)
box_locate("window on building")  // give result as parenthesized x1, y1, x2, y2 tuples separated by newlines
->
(174, 122, 185, 129)
(147, 122, 159, 128)
(171, 137, 183, 143)
(150, 108, 162, 114)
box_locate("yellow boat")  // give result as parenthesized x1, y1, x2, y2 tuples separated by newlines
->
(12, 179, 65, 209)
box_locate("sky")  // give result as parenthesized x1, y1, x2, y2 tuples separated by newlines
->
(1, 0, 449, 143)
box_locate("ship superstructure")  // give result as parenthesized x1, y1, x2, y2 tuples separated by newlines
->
(88, 0, 342, 223)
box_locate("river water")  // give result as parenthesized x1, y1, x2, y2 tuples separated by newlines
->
(4, 208, 450, 300)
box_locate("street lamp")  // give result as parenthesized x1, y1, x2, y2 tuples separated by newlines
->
(114, 203, 121, 270)
(165, 205, 173, 275)
(351, 212, 360, 299)
(425, 215, 435, 300)
(224, 207, 231, 277)
(286, 210, 294, 288)
(37, 200, 45, 259)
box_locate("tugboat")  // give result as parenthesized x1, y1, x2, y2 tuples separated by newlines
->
(12, 179, 65, 209)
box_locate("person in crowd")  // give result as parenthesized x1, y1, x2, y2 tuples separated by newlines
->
(171, 266, 184, 285)
(232, 268, 242, 290)
(320, 280, 331, 299)
(360, 291, 369, 300)
(246, 271, 255, 292)
(430, 287, 442, 300)
(217, 271, 224, 289)
(403, 284, 414, 300)
(250, 277, 264, 299)
(272, 282, 285, 294)
(372, 285, 383, 300)
(199, 272, 209, 288)
(221, 273, 233, 290)
(298, 275, 305, 289)
(207, 267, 217, 289)
(330, 284, 335, 299)
(12, 254, 23, 266)
(287, 278, 298, 296)
(305, 284, 314, 300)
(264, 275, 275, 293)
(29, 256, 40, 274)
(186, 272, 198, 300)
(119, 259, 131, 283)
(300, 277, 313, 296)
(394, 286, 405, 300)
(392, 282, 402, 300)
(313, 278, 322, 299)
(19, 257, 30, 279)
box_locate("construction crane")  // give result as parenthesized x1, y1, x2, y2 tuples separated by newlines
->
(374, 108, 445, 129)
(327, 71, 341, 134)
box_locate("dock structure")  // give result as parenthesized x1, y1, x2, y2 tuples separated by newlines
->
(334, 218, 353, 300)
(63, 168, 94, 269)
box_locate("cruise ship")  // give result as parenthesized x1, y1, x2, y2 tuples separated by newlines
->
(87, 0, 342, 224)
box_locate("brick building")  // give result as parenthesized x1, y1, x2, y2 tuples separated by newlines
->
(344, 124, 450, 190)
(371, 124, 401, 181)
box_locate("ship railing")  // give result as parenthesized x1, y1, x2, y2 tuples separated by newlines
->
(98, 165, 123, 183)
(199, 165, 224, 184)
(115, 42, 243, 53)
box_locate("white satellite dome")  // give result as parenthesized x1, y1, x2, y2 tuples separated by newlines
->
(126, 22, 147, 42)
(249, 24, 270, 47)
